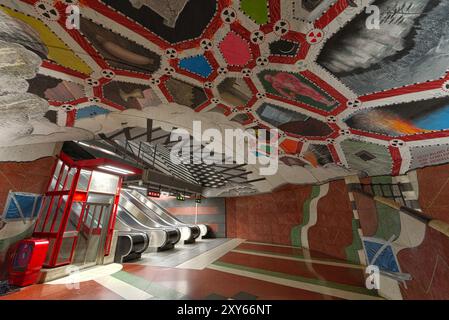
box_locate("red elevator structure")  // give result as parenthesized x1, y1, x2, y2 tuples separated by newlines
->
(33, 153, 141, 268)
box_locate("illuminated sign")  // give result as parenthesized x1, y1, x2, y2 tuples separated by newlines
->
(148, 190, 161, 198)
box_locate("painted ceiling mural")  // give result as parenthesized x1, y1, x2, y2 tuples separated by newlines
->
(1, 0, 449, 194)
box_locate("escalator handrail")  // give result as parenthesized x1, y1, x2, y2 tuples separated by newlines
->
(118, 196, 168, 229)
(121, 190, 176, 227)
(124, 189, 192, 227)
(116, 206, 155, 232)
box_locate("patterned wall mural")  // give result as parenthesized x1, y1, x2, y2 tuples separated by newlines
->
(2, 0, 449, 194)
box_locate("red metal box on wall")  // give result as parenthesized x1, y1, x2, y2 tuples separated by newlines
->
(8, 239, 49, 287)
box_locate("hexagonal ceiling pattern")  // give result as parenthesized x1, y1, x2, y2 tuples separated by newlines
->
(2, 0, 449, 195)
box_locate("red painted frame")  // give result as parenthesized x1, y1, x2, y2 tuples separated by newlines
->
(33, 152, 140, 268)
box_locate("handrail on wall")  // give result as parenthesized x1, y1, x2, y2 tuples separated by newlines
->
(353, 188, 449, 238)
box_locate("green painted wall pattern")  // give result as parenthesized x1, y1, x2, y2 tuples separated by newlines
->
(257, 70, 338, 112)
(290, 185, 321, 247)
(212, 261, 379, 297)
(371, 176, 401, 241)
(341, 140, 393, 177)
(240, 0, 269, 24)
(344, 219, 363, 265)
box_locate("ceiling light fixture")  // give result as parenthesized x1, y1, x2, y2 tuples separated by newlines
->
(98, 165, 135, 175)
(75, 141, 118, 156)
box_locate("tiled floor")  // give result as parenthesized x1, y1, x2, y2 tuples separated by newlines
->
(132, 238, 239, 268)
(0, 240, 380, 300)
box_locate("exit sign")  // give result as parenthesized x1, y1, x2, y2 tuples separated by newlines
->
(148, 190, 161, 198)
(176, 194, 185, 201)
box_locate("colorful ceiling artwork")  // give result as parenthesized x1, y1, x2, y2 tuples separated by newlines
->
(2, 0, 449, 195)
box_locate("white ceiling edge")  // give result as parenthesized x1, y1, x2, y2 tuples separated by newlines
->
(0, 142, 62, 162)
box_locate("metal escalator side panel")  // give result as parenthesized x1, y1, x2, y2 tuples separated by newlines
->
(117, 198, 179, 248)
(121, 190, 174, 227)
(198, 224, 209, 237)
(115, 215, 132, 232)
(118, 194, 165, 228)
(116, 206, 152, 231)
(125, 189, 184, 225)
(123, 190, 194, 241)
(116, 206, 167, 248)
(125, 189, 206, 239)
(144, 193, 209, 237)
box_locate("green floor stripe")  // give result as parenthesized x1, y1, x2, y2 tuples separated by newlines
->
(235, 247, 362, 267)
(344, 219, 363, 264)
(240, 0, 269, 24)
(290, 185, 321, 247)
(112, 271, 189, 300)
(371, 177, 401, 241)
(211, 261, 378, 297)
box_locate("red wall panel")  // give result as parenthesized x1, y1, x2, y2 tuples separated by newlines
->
(226, 184, 313, 245)
(0, 157, 56, 213)
(417, 163, 449, 224)
(308, 180, 355, 260)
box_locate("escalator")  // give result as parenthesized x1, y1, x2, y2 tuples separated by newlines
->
(128, 189, 209, 238)
(122, 189, 209, 243)
(115, 197, 180, 251)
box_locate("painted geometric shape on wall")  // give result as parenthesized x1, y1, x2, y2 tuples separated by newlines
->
(231, 113, 251, 125)
(165, 78, 208, 109)
(363, 238, 400, 273)
(304, 144, 333, 167)
(280, 139, 303, 154)
(345, 97, 449, 137)
(256, 103, 333, 137)
(341, 140, 392, 176)
(101, 0, 218, 44)
(409, 143, 449, 171)
(76, 105, 111, 120)
(80, 17, 161, 73)
(103, 81, 161, 109)
(179, 55, 213, 78)
(269, 40, 300, 57)
(208, 105, 230, 116)
(3, 192, 43, 220)
(240, 0, 269, 24)
(219, 32, 252, 66)
(27, 74, 85, 102)
(257, 70, 338, 111)
(0, 6, 92, 74)
(217, 77, 253, 107)
(317, 0, 449, 95)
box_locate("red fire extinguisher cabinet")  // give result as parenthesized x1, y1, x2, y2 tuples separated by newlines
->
(8, 239, 49, 287)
